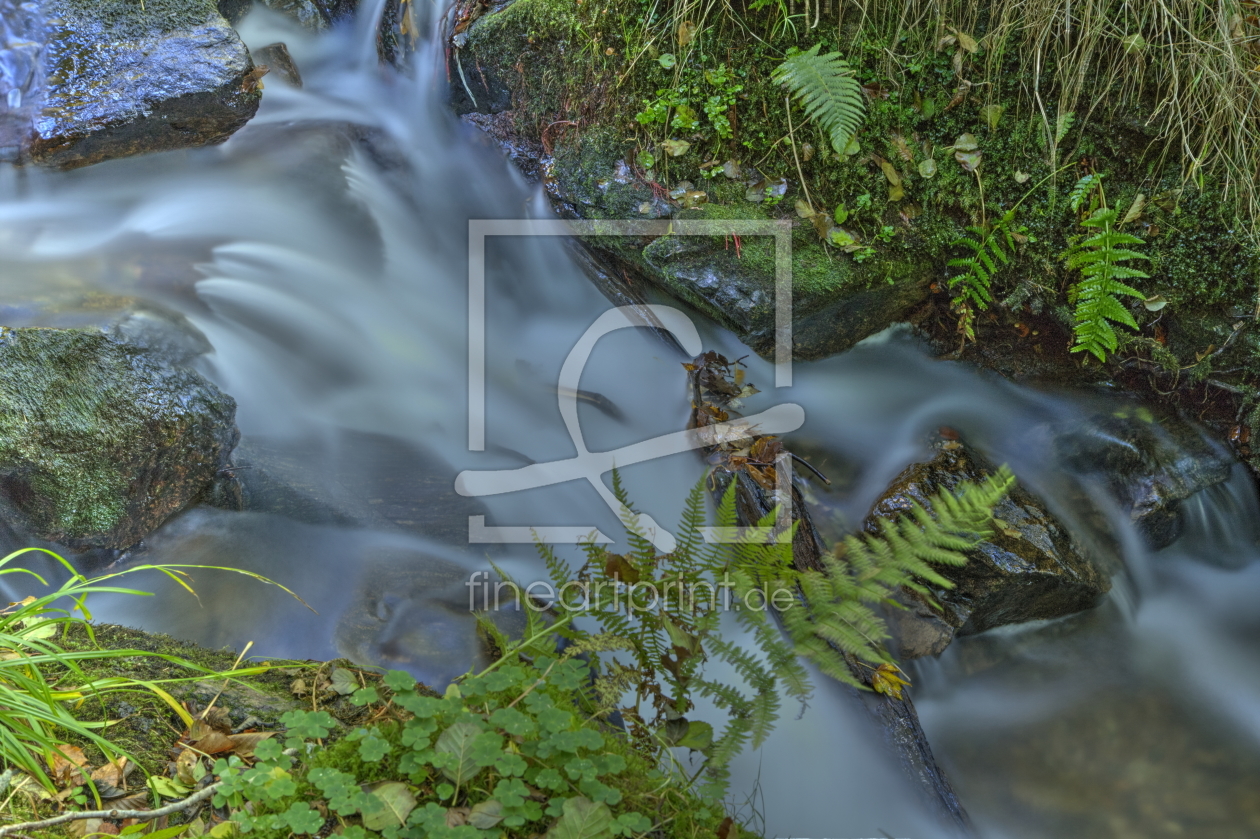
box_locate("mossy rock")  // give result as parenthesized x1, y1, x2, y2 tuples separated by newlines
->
(0, 327, 238, 550)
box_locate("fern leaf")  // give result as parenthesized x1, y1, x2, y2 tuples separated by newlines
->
(1064, 207, 1150, 361)
(1068, 173, 1102, 211)
(772, 44, 866, 154)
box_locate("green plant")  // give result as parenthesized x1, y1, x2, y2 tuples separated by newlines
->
(208, 643, 739, 838)
(771, 44, 866, 156)
(773, 467, 1014, 684)
(1063, 174, 1151, 361)
(947, 209, 1019, 309)
(534, 476, 810, 800)
(0, 549, 273, 794)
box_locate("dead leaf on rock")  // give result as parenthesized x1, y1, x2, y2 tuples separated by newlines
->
(871, 662, 911, 700)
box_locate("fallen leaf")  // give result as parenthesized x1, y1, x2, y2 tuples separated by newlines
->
(662, 139, 690, 157)
(955, 149, 982, 172)
(361, 781, 417, 831)
(1013, 170, 1031, 183)
(871, 662, 911, 700)
(148, 776, 191, 799)
(717, 816, 739, 839)
(1121, 193, 1147, 225)
(657, 52, 676, 69)
(224, 732, 274, 758)
(676, 20, 697, 46)
(794, 199, 816, 218)
(843, 137, 860, 156)
(188, 728, 235, 755)
(330, 667, 358, 696)
(470, 799, 504, 829)
(722, 160, 742, 179)
(891, 133, 914, 162)
(1143, 294, 1168, 312)
(546, 796, 613, 839)
(69, 818, 117, 837)
(176, 750, 201, 786)
(446, 807, 470, 828)
(952, 133, 979, 151)
(918, 158, 937, 178)
(604, 553, 641, 583)
(801, 142, 814, 161)
(1122, 33, 1147, 53)
(51, 744, 89, 787)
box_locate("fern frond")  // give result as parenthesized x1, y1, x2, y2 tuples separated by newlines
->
(946, 211, 1018, 309)
(772, 44, 866, 154)
(1064, 208, 1150, 361)
(1068, 173, 1103, 212)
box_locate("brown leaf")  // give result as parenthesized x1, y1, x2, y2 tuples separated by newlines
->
(891, 133, 915, 163)
(446, 807, 470, 828)
(51, 744, 88, 787)
(188, 729, 236, 755)
(176, 749, 202, 786)
(717, 816, 738, 839)
(90, 757, 130, 790)
(225, 732, 274, 758)
(676, 20, 697, 46)
(109, 792, 152, 812)
(951, 27, 979, 53)
(604, 553, 641, 584)
(199, 706, 233, 733)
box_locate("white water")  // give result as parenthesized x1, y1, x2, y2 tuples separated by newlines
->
(0, 4, 1257, 837)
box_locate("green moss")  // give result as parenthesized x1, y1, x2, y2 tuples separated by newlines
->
(50, 0, 221, 38)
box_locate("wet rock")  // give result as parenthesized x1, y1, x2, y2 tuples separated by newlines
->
(1053, 403, 1234, 548)
(227, 0, 405, 63)
(872, 445, 1111, 659)
(254, 42, 302, 87)
(0, 327, 238, 550)
(642, 210, 933, 360)
(9, 0, 263, 168)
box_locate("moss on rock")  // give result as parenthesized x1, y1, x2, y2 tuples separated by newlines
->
(0, 327, 238, 550)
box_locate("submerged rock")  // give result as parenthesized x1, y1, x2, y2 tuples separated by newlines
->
(1052, 403, 1234, 548)
(873, 445, 1111, 659)
(3, 0, 261, 169)
(0, 327, 238, 550)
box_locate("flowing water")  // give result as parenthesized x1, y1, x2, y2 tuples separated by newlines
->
(0, 4, 1258, 837)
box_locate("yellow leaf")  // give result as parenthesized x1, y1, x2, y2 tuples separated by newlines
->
(676, 20, 697, 46)
(871, 663, 911, 700)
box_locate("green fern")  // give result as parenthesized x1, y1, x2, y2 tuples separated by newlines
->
(526, 463, 1012, 800)
(763, 466, 1014, 689)
(772, 44, 866, 154)
(1068, 172, 1103, 213)
(946, 209, 1017, 309)
(1065, 207, 1150, 361)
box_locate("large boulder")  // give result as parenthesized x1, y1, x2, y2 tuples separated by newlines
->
(873, 444, 1113, 659)
(2, 0, 262, 169)
(0, 327, 238, 550)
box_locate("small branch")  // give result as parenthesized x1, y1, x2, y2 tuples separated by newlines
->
(0, 782, 223, 837)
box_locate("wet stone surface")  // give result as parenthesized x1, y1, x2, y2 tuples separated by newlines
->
(1, 0, 261, 169)
(871, 444, 1112, 658)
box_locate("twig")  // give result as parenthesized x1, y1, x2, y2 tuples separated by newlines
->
(784, 96, 814, 212)
(0, 782, 222, 837)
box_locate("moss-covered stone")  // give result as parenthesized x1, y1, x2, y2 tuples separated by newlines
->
(0, 327, 238, 550)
